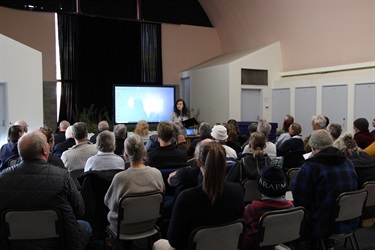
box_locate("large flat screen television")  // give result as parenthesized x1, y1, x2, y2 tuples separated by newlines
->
(114, 85, 175, 124)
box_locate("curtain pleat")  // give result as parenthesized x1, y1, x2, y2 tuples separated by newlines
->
(57, 14, 162, 123)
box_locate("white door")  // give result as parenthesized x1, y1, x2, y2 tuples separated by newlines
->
(355, 83, 375, 132)
(272, 88, 290, 128)
(295, 87, 317, 139)
(322, 85, 348, 131)
(0, 83, 8, 145)
(241, 89, 262, 121)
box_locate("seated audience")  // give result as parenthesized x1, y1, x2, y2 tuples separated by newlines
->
(275, 114, 294, 148)
(243, 165, 294, 249)
(303, 115, 327, 153)
(277, 123, 304, 156)
(84, 130, 124, 172)
(227, 119, 248, 146)
(146, 122, 187, 169)
(186, 122, 211, 159)
(165, 139, 213, 221)
(211, 125, 238, 160)
(326, 123, 342, 141)
(277, 123, 305, 171)
(372, 117, 375, 135)
(39, 126, 64, 168)
(89, 120, 109, 144)
(364, 141, 375, 158)
(61, 122, 98, 172)
(54, 120, 70, 145)
(0, 125, 23, 170)
(0, 131, 91, 249)
(353, 118, 375, 149)
(113, 123, 127, 156)
(14, 119, 28, 133)
(334, 131, 375, 188)
(244, 120, 276, 158)
(104, 134, 165, 233)
(154, 142, 244, 250)
(225, 123, 243, 154)
(227, 132, 271, 184)
(172, 123, 188, 152)
(134, 120, 152, 144)
(52, 125, 76, 158)
(292, 129, 358, 249)
(241, 122, 258, 150)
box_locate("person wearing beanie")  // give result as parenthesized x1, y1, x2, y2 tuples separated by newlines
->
(211, 125, 237, 160)
(292, 129, 358, 249)
(242, 165, 294, 249)
(353, 118, 375, 149)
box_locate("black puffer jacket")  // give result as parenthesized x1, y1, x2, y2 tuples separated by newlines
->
(0, 160, 89, 250)
(226, 153, 271, 184)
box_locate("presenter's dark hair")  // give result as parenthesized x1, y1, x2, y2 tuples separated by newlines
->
(173, 99, 189, 117)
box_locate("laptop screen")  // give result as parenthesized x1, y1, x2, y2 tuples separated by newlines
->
(186, 128, 195, 136)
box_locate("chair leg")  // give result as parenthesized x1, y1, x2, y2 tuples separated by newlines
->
(352, 233, 361, 250)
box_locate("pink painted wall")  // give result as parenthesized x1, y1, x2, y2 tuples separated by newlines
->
(161, 24, 222, 84)
(0, 7, 56, 81)
(200, 0, 375, 71)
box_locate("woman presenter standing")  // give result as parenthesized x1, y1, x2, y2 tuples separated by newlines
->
(169, 99, 190, 137)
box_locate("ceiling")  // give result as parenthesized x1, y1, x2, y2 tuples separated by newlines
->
(0, 0, 212, 27)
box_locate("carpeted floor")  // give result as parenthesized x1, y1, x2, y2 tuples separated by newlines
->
(334, 225, 375, 250)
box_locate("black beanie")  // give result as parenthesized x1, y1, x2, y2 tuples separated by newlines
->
(353, 118, 369, 132)
(257, 166, 287, 197)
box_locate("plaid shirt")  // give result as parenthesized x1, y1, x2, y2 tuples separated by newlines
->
(291, 147, 358, 239)
(243, 198, 294, 249)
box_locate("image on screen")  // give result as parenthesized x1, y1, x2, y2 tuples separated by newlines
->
(114, 85, 175, 124)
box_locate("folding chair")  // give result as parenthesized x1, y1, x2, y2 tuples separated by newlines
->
(105, 191, 164, 250)
(242, 179, 262, 204)
(188, 219, 244, 250)
(2, 208, 64, 250)
(69, 168, 84, 190)
(321, 189, 368, 250)
(362, 181, 375, 221)
(257, 206, 305, 250)
(285, 167, 299, 191)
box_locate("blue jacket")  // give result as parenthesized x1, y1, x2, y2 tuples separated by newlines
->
(0, 141, 19, 170)
(291, 146, 358, 239)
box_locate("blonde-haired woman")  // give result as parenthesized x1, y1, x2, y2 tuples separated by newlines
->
(134, 120, 153, 144)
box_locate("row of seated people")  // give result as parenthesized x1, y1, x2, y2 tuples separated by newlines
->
(1, 116, 375, 248)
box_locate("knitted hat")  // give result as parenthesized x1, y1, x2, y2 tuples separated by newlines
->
(257, 166, 287, 197)
(211, 125, 228, 141)
(353, 118, 369, 132)
(309, 129, 333, 150)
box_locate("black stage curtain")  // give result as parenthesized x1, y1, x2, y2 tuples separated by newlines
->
(57, 14, 162, 123)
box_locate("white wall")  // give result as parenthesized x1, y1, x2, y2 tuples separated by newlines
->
(0, 34, 43, 145)
(184, 42, 283, 125)
(189, 64, 230, 125)
(274, 66, 375, 133)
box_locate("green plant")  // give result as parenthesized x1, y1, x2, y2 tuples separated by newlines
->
(73, 104, 113, 133)
(190, 108, 200, 123)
